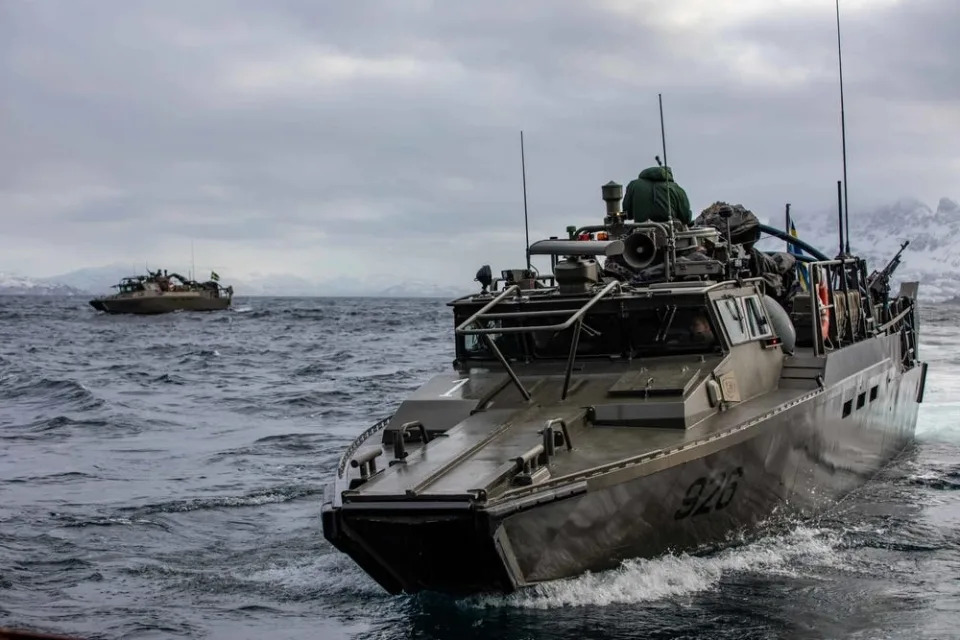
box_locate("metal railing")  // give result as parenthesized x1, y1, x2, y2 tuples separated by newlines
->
(454, 280, 624, 400)
(455, 280, 623, 336)
(490, 275, 556, 293)
(806, 256, 878, 356)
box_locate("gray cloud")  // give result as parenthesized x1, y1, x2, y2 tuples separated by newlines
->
(1, 0, 957, 285)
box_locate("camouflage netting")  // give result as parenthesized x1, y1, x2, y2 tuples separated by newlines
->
(694, 202, 761, 249)
(750, 249, 799, 299)
(601, 201, 805, 301)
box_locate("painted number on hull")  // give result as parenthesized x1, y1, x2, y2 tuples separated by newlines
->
(674, 467, 743, 520)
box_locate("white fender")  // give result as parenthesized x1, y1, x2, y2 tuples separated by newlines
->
(763, 295, 796, 354)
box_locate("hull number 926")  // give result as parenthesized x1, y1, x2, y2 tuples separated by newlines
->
(674, 467, 744, 520)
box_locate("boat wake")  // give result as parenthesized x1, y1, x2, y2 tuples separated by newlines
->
(463, 525, 843, 610)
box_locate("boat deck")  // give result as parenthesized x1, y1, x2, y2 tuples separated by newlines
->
(345, 371, 818, 500)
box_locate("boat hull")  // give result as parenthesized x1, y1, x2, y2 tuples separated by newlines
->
(494, 362, 922, 586)
(322, 340, 925, 595)
(88, 294, 231, 315)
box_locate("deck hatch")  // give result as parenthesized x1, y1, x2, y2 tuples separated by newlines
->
(608, 367, 701, 397)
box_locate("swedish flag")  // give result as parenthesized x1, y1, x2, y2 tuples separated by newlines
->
(210, 271, 220, 282)
(786, 214, 810, 291)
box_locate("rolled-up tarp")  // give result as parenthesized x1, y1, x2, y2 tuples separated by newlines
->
(528, 239, 625, 257)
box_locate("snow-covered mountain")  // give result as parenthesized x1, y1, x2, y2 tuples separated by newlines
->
(374, 281, 466, 299)
(44, 263, 133, 295)
(759, 197, 960, 302)
(0, 272, 88, 296)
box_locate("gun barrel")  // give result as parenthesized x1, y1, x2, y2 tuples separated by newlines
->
(868, 240, 910, 290)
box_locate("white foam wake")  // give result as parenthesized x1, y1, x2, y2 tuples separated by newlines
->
(463, 526, 841, 610)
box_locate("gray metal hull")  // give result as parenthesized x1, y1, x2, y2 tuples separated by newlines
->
(89, 294, 231, 315)
(322, 334, 925, 595)
(494, 363, 922, 586)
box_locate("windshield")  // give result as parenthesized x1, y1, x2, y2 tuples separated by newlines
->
(457, 305, 718, 361)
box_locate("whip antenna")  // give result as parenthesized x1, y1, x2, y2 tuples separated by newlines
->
(658, 93, 677, 279)
(658, 94, 673, 224)
(658, 93, 668, 168)
(521, 131, 531, 269)
(836, 0, 850, 254)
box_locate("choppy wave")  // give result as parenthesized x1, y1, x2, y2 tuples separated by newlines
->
(119, 484, 325, 516)
(7, 471, 94, 484)
(905, 463, 960, 491)
(55, 514, 172, 530)
(0, 374, 103, 409)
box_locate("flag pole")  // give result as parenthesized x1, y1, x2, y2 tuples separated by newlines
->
(785, 203, 791, 251)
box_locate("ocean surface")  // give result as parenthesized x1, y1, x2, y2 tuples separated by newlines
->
(0, 296, 957, 640)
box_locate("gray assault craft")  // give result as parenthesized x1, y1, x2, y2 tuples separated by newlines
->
(321, 183, 925, 595)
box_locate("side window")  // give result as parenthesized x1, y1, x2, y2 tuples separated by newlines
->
(744, 296, 773, 339)
(716, 298, 750, 345)
(463, 320, 501, 353)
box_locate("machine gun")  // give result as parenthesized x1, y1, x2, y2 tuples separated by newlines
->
(867, 240, 909, 301)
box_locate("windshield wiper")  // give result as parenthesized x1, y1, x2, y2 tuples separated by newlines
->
(655, 305, 678, 343)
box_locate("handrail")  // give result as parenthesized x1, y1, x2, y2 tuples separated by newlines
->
(454, 280, 622, 403)
(392, 421, 430, 464)
(803, 256, 878, 354)
(484, 333, 531, 401)
(456, 280, 622, 336)
(876, 303, 914, 333)
(542, 418, 573, 455)
(454, 285, 520, 334)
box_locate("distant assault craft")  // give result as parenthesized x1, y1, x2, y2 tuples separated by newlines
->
(89, 270, 232, 315)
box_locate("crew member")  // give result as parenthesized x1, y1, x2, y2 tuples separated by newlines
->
(622, 165, 692, 225)
(689, 313, 715, 345)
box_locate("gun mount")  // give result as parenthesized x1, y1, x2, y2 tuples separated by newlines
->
(867, 240, 909, 302)
(466, 180, 919, 358)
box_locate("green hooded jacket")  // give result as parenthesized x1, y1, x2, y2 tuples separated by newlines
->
(622, 166, 692, 224)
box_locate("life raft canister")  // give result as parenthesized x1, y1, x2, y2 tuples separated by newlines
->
(817, 280, 830, 338)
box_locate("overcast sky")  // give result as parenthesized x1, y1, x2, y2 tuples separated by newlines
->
(2, 0, 957, 285)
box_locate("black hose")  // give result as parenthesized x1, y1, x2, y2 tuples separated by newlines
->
(757, 224, 829, 261)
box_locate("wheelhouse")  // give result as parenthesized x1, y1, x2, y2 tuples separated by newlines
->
(451, 280, 778, 367)
(115, 277, 146, 294)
